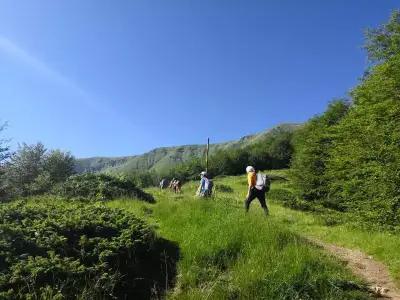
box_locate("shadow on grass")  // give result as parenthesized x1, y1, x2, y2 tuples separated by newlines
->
(114, 237, 180, 299)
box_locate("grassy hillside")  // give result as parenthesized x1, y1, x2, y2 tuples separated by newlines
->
(75, 123, 300, 174)
(107, 174, 381, 299)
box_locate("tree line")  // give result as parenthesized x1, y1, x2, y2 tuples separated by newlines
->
(0, 134, 76, 200)
(117, 125, 296, 187)
(290, 10, 400, 229)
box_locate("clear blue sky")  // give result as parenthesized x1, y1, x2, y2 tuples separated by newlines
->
(0, 1, 398, 158)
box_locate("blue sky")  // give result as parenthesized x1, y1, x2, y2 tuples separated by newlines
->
(0, 1, 398, 158)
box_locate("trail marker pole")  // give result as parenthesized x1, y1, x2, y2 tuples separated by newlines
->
(206, 138, 209, 173)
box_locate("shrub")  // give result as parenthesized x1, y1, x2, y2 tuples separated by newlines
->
(55, 173, 154, 202)
(0, 200, 179, 299)
(269, 188, 315, 211)
(290, 100, 349, 201)
(215, 184, 234, 193)
(268, 188, 296, 203)
(3, 143, 76, 198)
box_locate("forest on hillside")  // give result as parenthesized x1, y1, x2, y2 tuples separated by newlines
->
(290, 10, 400, 230)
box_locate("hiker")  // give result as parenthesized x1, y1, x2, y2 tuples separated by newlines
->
(169, 178, 176, 190)
(170, 179, 181, 193)
(173, 179, 182, 193)
(159, 178, 169, 189)
(196, 171, 213, 197)
(244, 166, 269, 216)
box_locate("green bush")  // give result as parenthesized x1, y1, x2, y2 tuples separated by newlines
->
(290, 11, 400, 229)
(324, 53, 400, 227)
(268, 188, 295, 202)
(55, 173, 154, 202)
(269, 188, 315, 211)
(290, 100, 349, 201)
(215, 184, 234, 193)
(0, 200, 179, 299)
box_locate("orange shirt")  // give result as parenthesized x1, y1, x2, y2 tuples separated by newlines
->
(247, 172, 256, 187)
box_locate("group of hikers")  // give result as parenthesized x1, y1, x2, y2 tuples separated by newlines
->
(160, 178, 181, 193)
(159, 165, 270, 216)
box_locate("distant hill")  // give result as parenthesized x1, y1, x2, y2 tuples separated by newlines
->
(75, 123, 300, 174)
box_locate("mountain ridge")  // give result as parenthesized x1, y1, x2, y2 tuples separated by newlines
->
(75, 123, 301, 174)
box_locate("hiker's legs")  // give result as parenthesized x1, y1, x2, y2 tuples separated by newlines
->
(257, 190, 269, 216)
(245, 189, 256, 212)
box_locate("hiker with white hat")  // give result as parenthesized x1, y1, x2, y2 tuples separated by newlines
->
(196, 171, 213, 197)
(245, 166, 269, 216)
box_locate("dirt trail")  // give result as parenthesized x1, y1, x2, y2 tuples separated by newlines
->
(309, 239, 400, 299)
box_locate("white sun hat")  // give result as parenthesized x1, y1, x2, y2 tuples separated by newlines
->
(246, 166, 255, 173)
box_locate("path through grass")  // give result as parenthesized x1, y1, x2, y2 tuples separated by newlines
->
(262, 171, 400, 288)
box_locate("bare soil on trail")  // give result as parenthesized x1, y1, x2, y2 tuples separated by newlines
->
(310, 239, 400, 299)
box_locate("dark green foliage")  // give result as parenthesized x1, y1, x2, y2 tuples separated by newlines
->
(125, 170, 160, 188)
(4, 143, 47, 197)
(291, 100, 350, 201)
(0, 200, 179, 299)
(268, 188, 296, 203)
(160, 156, 204, 182)
(0, 123, 11, 200)
(325, 53, 400, 228)
(0, 122, 11, 164)
(55, 173, 154, 202)
(2, 143, 76, 198)
(210, 126, 295, 176)
(365, 10, 400, 62)
(43, 150, 75, 183)
(269, 188, 314, 211)
(291, 11, 400, 229)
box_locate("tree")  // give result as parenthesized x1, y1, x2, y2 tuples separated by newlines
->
(44, 149, 75, 183)
(290, 100, 349, 201)
(0, 122, 11, 163)
(3, 143, 76, 197)
(0, 123, 11, 200)
(325, 54, 400, 226)
(290, 11, 400, 228)
(5, 142, 47, 196)
(365, 10, 400, 62)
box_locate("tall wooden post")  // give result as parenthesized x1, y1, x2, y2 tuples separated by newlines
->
(206, 138, 210, 173)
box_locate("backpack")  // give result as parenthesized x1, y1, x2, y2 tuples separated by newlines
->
(206, 179, 213, 196)
(256, 173, 270, 192)
(202, 178, 213, 196)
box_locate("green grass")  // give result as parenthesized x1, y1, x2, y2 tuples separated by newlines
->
(215, 172, 400, 287)
(108, 179, 372, 299)
(263, 171, 400, 287)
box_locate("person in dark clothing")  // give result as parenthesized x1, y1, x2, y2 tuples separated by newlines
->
(244, 166, 269, 216)
(160, 178, 169, 189)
